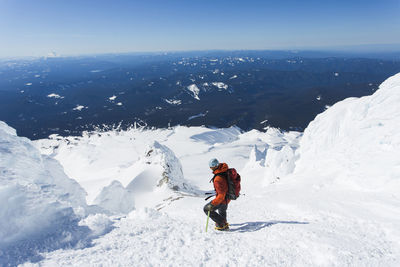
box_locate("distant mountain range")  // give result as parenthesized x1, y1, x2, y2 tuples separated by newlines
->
(1, 50, 400, 139)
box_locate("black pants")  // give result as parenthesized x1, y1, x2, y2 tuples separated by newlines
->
(203, 201, 228, 226)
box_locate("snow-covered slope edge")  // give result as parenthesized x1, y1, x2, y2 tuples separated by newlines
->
(294, 73, 400, 192)
(0, 122, 113, 266)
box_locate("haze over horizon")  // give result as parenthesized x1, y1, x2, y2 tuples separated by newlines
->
(1, 0, 400, 58)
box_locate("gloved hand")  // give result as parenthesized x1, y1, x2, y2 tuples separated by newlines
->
(204, 202, 215, 212)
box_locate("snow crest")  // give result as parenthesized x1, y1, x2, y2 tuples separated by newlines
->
(144, 141, 193, 192)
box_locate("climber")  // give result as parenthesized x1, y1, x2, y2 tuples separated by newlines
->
(203, 158, 230, 231)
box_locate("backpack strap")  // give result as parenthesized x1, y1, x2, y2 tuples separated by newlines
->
(209, 175, 216, 183)
(210, 171, 226, 182)
(211, 172, 229, 202)
(216, 172, 228, 179)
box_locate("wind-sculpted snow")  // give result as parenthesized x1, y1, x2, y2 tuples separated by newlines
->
(263, 144, 296, 185)
(247, 145, 268, 167)
(241, 128, 301, 186)
(91, 140, 197, 214)
(144, 141, 193, 192)
(0, 122, 91, 266)
(295, 73, 400, 192)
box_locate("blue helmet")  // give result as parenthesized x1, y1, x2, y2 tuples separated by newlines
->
(209, 158, 219, 168)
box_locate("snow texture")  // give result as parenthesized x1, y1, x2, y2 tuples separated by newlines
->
(295, 72, 400, 192)
(0, 121, 91, 266)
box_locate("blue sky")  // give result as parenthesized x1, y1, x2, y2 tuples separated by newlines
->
(1, 0, 399, 57)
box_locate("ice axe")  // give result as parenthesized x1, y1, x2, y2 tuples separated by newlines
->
(204, 194, 215, 201)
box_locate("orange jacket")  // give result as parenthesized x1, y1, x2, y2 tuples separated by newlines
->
(211, 163, 231, 206)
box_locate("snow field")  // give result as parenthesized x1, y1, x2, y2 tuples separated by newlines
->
(26, 186, 399, 266)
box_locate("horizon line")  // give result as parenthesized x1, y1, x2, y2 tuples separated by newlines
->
(2, 44, 400, 61)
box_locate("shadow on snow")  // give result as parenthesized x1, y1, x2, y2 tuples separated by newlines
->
(0, 212, 115, 267)
(229, 221, 309, 233)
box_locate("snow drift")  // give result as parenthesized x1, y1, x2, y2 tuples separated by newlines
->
(294, 73, 400, 192)
(0, 122, 90, 265)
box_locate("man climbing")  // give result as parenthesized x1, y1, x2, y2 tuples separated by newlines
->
(203, 158, 230, 231)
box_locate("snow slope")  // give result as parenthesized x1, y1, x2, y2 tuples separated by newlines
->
(1, 73, 400, 266)
(27, 125, 303, 266)
(295, 73, 400, 192)
(0, 122, 109, 266)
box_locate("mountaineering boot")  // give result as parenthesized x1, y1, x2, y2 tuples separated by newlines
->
(215, 222, 229, 231)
